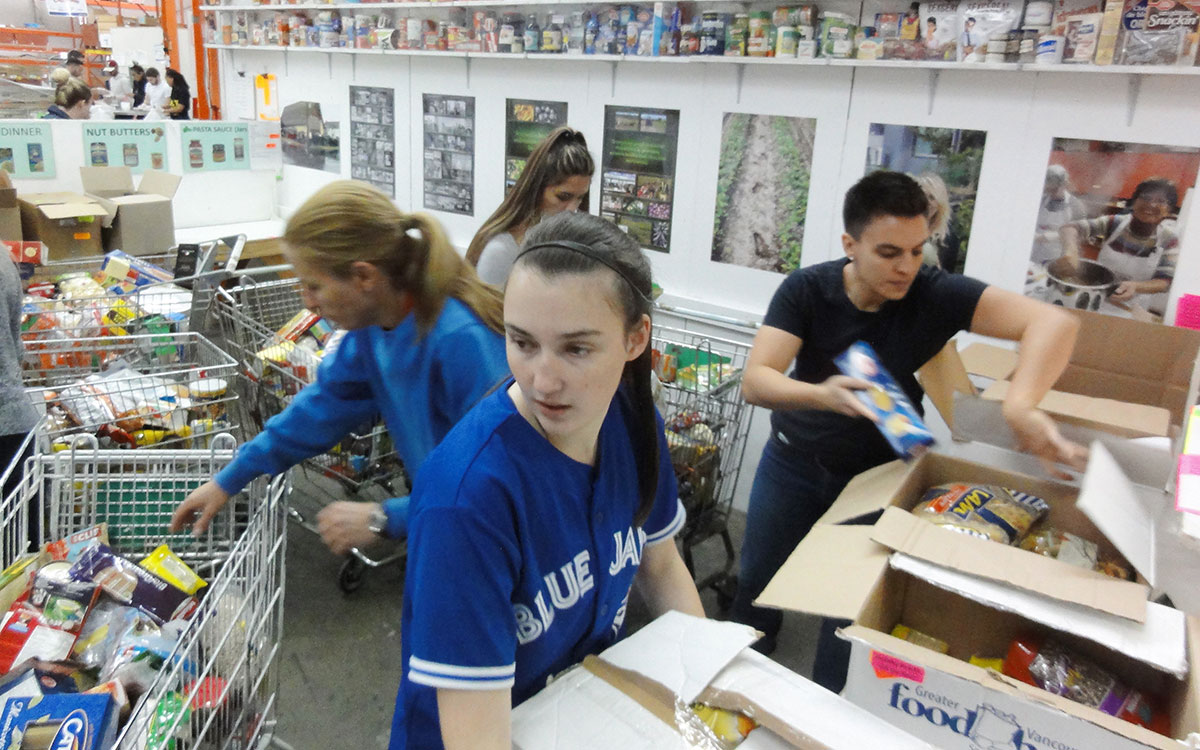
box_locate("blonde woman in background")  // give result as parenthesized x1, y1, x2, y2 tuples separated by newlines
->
(45, 69, 90, 120)
(171, 181, 509, 551)
(466, 126, 594, 286)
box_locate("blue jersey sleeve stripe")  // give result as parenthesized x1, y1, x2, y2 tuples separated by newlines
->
(409, 656, 516, 679)
(408, 670, 516, 691)
(644, 500, 685, 546)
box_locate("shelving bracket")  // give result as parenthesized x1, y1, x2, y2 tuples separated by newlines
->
(465, 55, 472, 88)
(735, 62, 745, 104)
(609, 60, 617, 98)
(927, 69, 939, 115)
(1126, 73, 1142, 127)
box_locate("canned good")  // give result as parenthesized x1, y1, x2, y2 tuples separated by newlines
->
(776, 25, 798, 56)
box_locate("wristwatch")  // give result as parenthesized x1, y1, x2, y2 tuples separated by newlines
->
(367, 505, 389, 538)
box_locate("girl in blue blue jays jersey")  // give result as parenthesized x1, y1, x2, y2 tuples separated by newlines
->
(169, 181, 508, 552)
(390, 212, 705, 749)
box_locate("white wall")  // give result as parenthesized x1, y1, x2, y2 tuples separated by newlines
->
(5, 119, 277, 228)
(217, 50, 1200, 322)
(212, 50, 1200, 511)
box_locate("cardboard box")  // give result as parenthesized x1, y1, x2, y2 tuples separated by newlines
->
(511, 611, 936, 749)
(80, 167, 181, 257)
(0, 189, 19, 243)
(758, 442, 1200, 750)
(18, 193, 110, 260)
(802, 448, 1151, 620)
(0, 693, 118, 750)
(920, 310, 1200, 443)
(834, 562, 1196, 750)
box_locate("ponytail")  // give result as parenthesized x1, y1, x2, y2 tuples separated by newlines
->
(284, 180, 504, 338)
(406, 213, 504, 336)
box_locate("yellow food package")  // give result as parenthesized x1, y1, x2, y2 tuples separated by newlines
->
(690, 703, 757, 744)
(140, 544, 207, 595)
(891, 624, 950, 654)
(969, 656, 1004, 672)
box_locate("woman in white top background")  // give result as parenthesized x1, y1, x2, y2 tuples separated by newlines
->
(466, 127, 594, 287)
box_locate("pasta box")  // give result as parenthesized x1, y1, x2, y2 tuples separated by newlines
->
(511, 611, 936, 749)
(760, 529, 1199, 750)
(0, 693, 118, 750)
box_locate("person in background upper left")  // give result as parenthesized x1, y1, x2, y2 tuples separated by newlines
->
(45, 69, 90, 120)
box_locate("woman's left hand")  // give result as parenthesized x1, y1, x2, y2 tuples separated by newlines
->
(1110, 281, 1136, 302)
(1003, 404, 1089, 479)
(317, 501, 383, 555)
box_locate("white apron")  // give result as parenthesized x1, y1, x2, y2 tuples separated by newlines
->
(1096, 214, 1169, 314)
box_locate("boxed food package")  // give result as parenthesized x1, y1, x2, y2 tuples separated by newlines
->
(511, 611, 937, 749)
(819, 11, 856, 56)
(80, 167, 181, 257)
(758, 446, 1200, 750)
(835, 341, 935, 459)
(0, 693, 118, 750)
(956, 0, 1022, 61)
(920, 0, 962, 59)
(1093, 0, 1128, 63)
(1064, 11, 1104, 59)
(18, 193, 110, 260)
(1139, 0, 1200, 64)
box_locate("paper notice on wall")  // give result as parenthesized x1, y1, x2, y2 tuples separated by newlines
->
(226, 74, 255, 121)
(45, 0, 87, 16)
(255, 74, 279, 121)
(249, 121, 282, 173)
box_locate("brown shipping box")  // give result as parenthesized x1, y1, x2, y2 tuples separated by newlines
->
(80, 167, 181, 257)
(920, 309, 1200, 442)
(0, 187, 20, 242)
(18, 192, 109, 259)
(757, 445, 1200, 750)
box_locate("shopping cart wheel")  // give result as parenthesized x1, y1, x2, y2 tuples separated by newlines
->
(338, 557, 368, 594)
(715, 575, 737, 612)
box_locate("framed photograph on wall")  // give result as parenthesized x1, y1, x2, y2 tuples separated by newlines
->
(600, 105, 679, 253)
(505, 99, 568, 193)
(711, 113, 817, 274)
(423, 94, 475, 216)
(1025, 138, 1200, 323)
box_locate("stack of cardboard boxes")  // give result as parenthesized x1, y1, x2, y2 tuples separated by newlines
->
(756, 309, 1200, 750)
(14, 167, 179, 261)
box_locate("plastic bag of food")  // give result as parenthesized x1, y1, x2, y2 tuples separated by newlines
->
(912, 483, 1049, 544)
(687, 703, 757, 747)
(1021, 527, 1132, 579)
(1004, 635, 1171, 735)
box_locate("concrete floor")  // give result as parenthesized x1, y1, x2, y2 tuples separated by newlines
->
(271, 478, 822, 749)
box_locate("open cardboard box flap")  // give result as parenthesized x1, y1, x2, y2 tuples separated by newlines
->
(136, 169, 181, 199)
(814, 460, 910, 527)
(869, 505, 1149, 622)
(79, 165, 135, 196)
(756, 525, 891, 621)
(981, 380, 1171, 439)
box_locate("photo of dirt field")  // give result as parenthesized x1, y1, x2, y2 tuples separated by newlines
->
(711, 113, 816, 274)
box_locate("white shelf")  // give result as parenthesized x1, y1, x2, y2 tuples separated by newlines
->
(204, 44, 1200, 75)
(202, 0, 751, 9)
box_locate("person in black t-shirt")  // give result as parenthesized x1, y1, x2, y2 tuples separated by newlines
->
(729, 171, 1087, 681)
(163, 68, 191, 120)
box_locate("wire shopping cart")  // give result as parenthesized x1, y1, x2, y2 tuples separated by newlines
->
(212, 277, 406, 593)
(21, 331, 244, 452)
(2, 438, 288, 749)
(651, 324, 753, 606)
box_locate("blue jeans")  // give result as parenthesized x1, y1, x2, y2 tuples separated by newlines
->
(731, 434, 856, 640)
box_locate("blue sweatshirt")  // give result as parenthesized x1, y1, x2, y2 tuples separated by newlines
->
(215, 298, 508, 537)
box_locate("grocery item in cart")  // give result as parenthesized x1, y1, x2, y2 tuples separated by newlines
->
(0, 603, 80, 672)
(0, 692, 119, 749)
(890, 623, 950, 653)
(834, 341, 934, 459)
(139, 545, 207, 596)
(68, 544, 198, 624)
(912, 483, 1049, 544)
(43, 524, 110, 563)
(1004, 635, 1171, 735)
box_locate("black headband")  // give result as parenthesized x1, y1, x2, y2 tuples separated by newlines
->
(514, 240, 652, 304)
